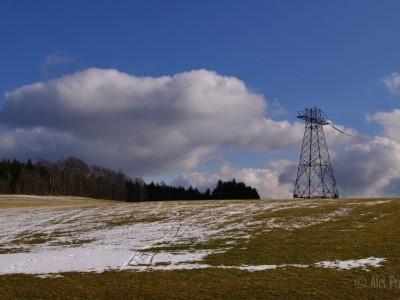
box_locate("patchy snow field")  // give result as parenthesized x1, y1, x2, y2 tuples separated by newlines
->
(0, 196, 390, 275)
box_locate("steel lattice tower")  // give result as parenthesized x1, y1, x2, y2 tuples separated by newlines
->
(293, 107, 339, 199)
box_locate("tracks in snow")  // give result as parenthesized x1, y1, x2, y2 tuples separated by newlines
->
(0, 197, 368, 274)
(120, 204, 201, 270)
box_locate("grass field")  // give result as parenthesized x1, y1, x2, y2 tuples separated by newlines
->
(0, 195, 399, 299)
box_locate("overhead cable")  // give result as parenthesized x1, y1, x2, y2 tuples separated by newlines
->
(328, 122, 399, 152)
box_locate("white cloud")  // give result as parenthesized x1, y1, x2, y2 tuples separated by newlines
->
(3, 68, 399, 199)
(337, 108, 400, 197)
(173, 160, 296, 199)
(324, 123, 358, 151)
(171, 107, 400, 199)
(38, 52, 77, 76)
(367, 109, 400, 142)
(381, 72, 400, 96)
(335, 137, 400, 197)
(0, 68, 303, 176)
(174, 135, 400, 199)
(323, 118, 400, 198)
(174, 125, 400, 199)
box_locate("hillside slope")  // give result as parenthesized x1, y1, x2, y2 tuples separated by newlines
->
(0, 195, 399, 299)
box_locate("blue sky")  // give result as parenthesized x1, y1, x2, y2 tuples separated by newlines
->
(1, 0, 400, 198)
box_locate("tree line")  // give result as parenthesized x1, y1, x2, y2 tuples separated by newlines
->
(0, 157, 260, 201)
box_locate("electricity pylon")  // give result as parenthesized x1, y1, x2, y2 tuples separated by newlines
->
(293, 107, 339, 199)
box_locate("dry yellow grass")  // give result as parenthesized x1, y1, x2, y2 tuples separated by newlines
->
(0, 194, 116, 209)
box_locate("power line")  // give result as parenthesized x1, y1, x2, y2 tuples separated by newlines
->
(328, 122, 400, 152)
(329, 123, 351, 137)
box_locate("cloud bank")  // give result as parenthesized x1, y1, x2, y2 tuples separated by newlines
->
(174, 136, 400, 199)
(0, 68, 303, 177)
(2, 68, 400, 199)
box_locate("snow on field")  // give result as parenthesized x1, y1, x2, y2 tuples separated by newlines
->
(315, 257, 386, 271)
(0, 196, 389, 275)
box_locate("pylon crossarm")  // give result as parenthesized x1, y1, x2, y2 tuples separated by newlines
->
(297, 108, 329, 125)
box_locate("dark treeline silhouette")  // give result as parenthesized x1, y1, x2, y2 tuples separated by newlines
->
(211, 179, 260, 200)
(0, 157, 260, 201)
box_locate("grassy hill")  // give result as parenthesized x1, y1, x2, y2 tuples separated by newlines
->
(0, 195, 399, 299)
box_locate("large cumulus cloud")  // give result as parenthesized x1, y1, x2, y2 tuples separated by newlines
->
(0, 68, 303, 176)
(3, 68, 400, 199)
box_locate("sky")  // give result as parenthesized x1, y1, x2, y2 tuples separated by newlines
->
(1, 0, 400, 198)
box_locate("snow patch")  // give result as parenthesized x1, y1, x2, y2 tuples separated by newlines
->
(0, 196, 388, 275)
(314, 257, 386, 271)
